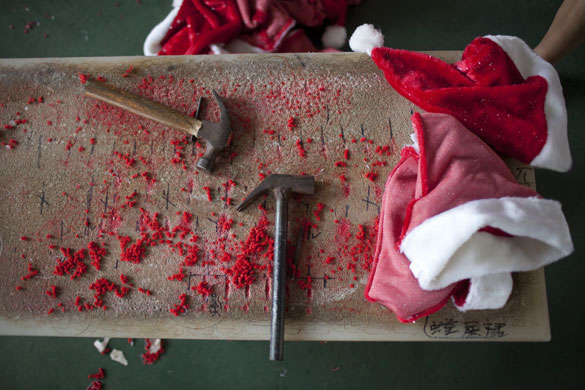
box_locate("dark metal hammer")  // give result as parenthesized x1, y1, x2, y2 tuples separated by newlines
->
(84, 78, 231, 173)
(237, 174, 315, 361)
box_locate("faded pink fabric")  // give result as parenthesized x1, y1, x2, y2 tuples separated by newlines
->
(365, 112, 539, 323)
(365, 147, 457, 323)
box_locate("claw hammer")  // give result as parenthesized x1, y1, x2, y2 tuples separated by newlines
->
(84, 78, 231, 173)
(237, 174, 315, 360)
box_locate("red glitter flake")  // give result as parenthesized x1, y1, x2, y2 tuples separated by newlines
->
(313, 202, 325, 221)
(142, 339, 165, 365)
(53, 247, 87, 279)
(120, 274, 132, 285)
(90, 138, 96, 145)
(202, 186, 212, 202)
(287, 116, 297, 131)
(364, 172, 378, 182)
(169, 293, 189, 316)
(2, 139, 19, 149)
(167, 267, 186, 281)
(88, 241, 107, 271)
(45, 285, 58, 298)
(296, 275, 313, 297)
(113, 151, 135, 167)
(96, 76, 107, 82)
(325, 256, 335, 264)
(220, 216, 272, 289)
(138, 287, 152, 296)
(21, 263, 39, 281)
(334, 161, 347, 167)
(344, 149, 350, 160)
(295, 139, 307, 157)
(117, 235, 147, 264)
(122, 65, 133, 77)
(87, 381, 103, 390)
(78, 73, 89, 84)
(88, 368, 105, 380)
(218, 215, 233, 233)
(89, 277, 129, 308)
(192, 281, 212, 296)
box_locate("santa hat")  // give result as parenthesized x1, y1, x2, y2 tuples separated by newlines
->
(366, 112, 573, 322)
(349, 25, 571, 172)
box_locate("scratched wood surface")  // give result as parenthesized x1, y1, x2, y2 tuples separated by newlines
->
(0, 53, 549, 341)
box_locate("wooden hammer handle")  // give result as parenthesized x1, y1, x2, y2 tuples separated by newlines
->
(84, 78, 202, 136)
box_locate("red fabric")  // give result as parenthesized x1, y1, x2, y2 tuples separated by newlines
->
(364, 146, 458, 323)
(159, 0, 242, 55)
(276, 29, 317, 52)
(370, 37, 549, 165)
(366, 112, 539, 322)
(158, 0, 360, 54)
(237, 1, 295, 51)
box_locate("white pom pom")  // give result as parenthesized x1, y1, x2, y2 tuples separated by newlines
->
(349, 24, 384, 56)
(322, 25, 347, 49)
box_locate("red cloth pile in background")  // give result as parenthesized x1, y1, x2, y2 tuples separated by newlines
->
(144, 0, 360, 55)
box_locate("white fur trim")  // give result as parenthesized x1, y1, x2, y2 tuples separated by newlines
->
(401, 197, 573, 290)
(456, 273, 513, 311)
(209, 44, 231, 55)
(225, 38, 269, 53)
(143, 0, 183, 56)
(486, 35, 571, 172)
(349, 24, 384, 56)
(322, 25, 347, 49)
(408, 132, 420, 153)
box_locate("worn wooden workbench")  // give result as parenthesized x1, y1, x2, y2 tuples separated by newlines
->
(0, 53, 549, 341)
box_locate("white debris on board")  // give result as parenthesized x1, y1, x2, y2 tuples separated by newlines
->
(93, 338, 110, 353)
(148, 338, 162, 354)
(110, 349, 128, 366)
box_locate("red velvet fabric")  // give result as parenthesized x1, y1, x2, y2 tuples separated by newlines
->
(236, 0, 295, 52)
(158, 0, 360, 55)
(370, 37, 549, 165)
(159, 0, 242, 55)
(365, 112, 539, 322)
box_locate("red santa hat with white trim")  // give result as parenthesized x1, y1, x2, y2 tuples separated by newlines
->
(349, 24, 572, 172)
(352, 25, 574, 321)
(366, 111, 573, 322)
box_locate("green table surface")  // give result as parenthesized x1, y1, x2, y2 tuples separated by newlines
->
(0, 1, 583, 389)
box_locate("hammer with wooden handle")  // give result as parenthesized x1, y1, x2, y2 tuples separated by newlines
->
(84, 78, 231, 173)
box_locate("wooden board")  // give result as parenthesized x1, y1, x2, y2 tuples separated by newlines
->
(0, 53, 550, 341)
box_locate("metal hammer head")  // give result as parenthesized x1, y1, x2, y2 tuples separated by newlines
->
(237, 174, 315, 211)
(196, 90, 231, 173)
